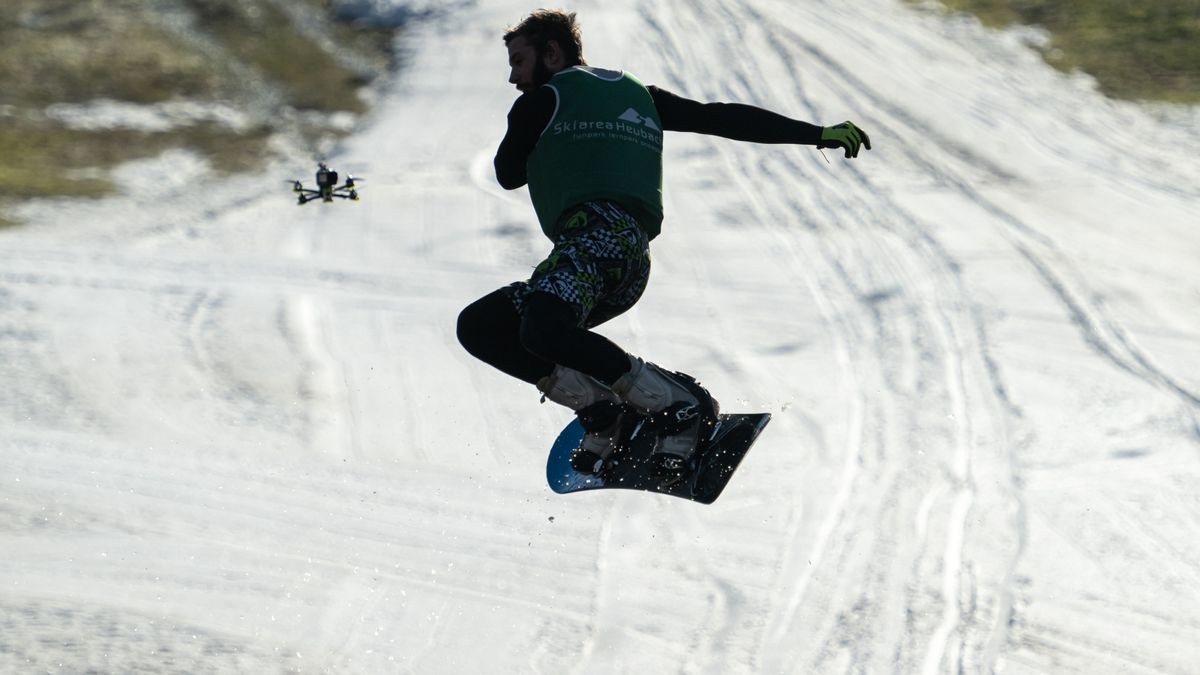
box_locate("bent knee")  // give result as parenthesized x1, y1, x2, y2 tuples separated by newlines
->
(456, 304, 481, 354)
(457, 290, 513, 357)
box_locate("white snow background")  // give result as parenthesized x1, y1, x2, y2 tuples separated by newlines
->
(3, 0, 1199, 672)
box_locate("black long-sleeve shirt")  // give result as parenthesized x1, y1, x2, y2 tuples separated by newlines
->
(495, 84, 823, 189)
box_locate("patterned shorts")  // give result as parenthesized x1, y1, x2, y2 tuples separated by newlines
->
(506, 200, 651, 328)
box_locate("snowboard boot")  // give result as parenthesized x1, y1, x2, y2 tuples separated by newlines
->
(610, 356, 720, 484)
(537, 366, 625, 474)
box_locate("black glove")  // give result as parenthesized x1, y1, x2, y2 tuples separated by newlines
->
(818, 121, 871, 158)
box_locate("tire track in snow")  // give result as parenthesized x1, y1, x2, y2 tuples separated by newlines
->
(648, 3, 900, 670)
(768, 45, 1200, 672)
(1013, 243, 1200, 416)
(290, 294, 356, 457)
(745, 7, 1200, 671)
(644, 3, 877, 669)
(648, 1, 1030, 670)
(755, 7, 1200, 673)
(756, 2, 1200, 425)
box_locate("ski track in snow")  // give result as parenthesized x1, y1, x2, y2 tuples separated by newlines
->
(3, 0, 1200, 672)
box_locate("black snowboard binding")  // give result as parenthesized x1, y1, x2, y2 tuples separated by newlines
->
(643, 371, 720, 486)
(568, 400, 627, 475)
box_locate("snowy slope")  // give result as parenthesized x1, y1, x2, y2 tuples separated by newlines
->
(3, 0, 1199, 672)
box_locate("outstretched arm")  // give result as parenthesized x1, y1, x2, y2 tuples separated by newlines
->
(649, 86, 871, 158)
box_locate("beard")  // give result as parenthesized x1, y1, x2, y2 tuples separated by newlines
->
(532, 57, 554, 88)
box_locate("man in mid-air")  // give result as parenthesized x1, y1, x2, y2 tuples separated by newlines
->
(458, 9, 870, 482)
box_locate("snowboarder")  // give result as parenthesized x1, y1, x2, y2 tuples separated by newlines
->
(457, 9, 870, 482)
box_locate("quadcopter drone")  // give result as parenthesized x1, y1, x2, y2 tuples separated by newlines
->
(289, 162, 362, 204)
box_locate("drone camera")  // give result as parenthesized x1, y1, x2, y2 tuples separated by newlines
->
(316, 167, 338, 189)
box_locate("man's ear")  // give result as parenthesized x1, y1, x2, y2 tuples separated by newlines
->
(543, 39, 565, 68)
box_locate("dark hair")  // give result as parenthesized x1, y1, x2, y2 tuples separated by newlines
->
(503, 9, 586, 66)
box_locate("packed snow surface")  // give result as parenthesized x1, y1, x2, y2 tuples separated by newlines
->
(3, 0, 1199, 672)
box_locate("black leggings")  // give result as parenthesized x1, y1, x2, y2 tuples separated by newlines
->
(456, 289, 631, 386)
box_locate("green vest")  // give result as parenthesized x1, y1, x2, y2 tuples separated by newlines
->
(526, 67, 664, 240)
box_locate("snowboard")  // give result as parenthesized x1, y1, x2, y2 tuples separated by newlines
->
(546, 412, 770, 504)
